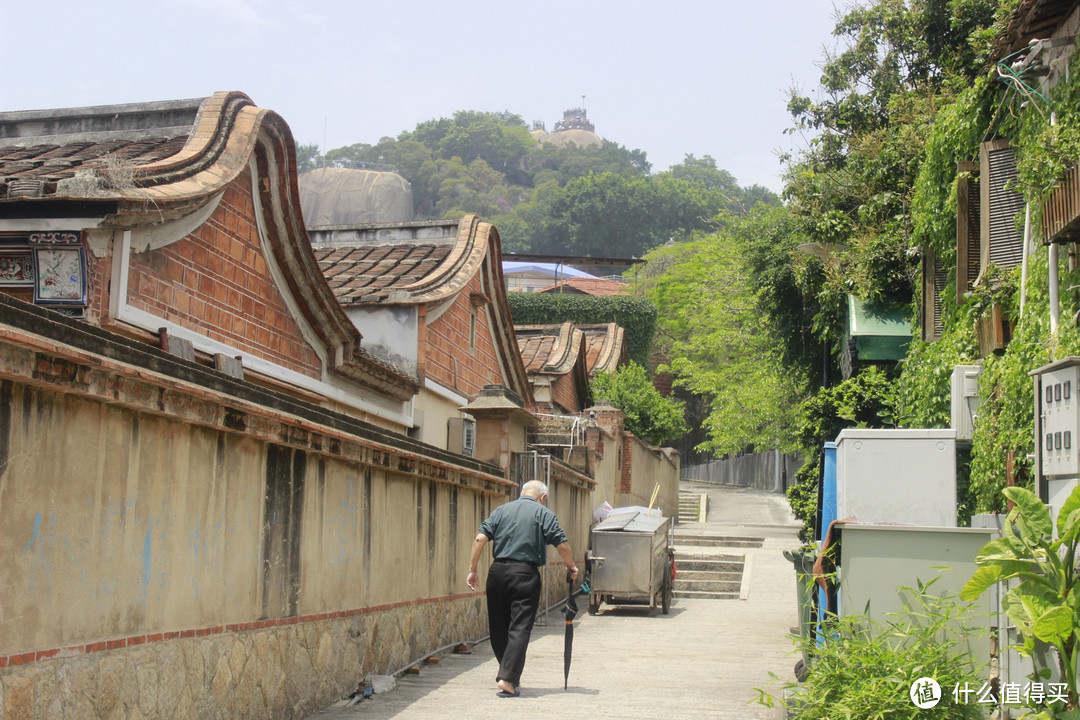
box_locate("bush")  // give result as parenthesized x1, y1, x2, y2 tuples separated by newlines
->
(591, 362, 687, 446)
(756, 580, 987, 719)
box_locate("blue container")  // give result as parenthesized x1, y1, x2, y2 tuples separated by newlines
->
(816, 442, 838, 644)
(819, 442, 837, 543)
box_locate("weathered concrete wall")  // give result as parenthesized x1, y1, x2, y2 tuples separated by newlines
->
(620, 434, 680, 518)
(0, 298, 515, 720)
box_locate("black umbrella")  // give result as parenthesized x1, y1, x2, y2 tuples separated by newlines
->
(563, 569, 578, 690)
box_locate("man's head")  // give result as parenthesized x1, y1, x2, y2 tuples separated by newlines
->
(521, 480, 549, 503)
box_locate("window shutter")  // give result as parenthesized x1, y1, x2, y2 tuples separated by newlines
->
(980, 141, 1025, 274)
(921, 248, 947, 342)
(956, 161, 980, 303)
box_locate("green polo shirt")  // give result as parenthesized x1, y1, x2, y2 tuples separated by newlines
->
(479, 495, 568, 567)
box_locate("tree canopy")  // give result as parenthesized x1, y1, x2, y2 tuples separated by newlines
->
(306, 113, 774, 259)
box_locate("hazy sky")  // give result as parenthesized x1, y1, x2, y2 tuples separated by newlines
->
(4, 0, 842, 192)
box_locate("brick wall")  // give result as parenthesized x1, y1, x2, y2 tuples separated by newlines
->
(551, 373, 581, 413)
(423, 273, 505, 395)
(125, 168, 322, 377)
(621, 433, 634, 494)
(86, 239, 111, 325)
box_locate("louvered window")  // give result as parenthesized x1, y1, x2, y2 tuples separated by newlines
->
(921, 248, 948, 342)
(956, 161, 981, 303)
(980, 140, 1025, 274)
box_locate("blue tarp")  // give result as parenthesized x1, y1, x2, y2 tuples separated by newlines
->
(502, 261, 598, 279)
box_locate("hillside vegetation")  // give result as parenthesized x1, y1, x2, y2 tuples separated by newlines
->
(299, 113, 775, 258)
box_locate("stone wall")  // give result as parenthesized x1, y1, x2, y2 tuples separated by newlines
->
(0, 296, 520, 720)
(0, 597, 484, 720)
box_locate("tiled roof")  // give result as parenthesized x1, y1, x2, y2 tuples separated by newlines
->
(0, 96, 205, 200)
(517, 332, 560, 374)
(988, 0, 1080, 65)
(313, 243, 454, 304)
(0, 136, 189, 198)
(578, 323, 627, 376)
(536, 277, 628, 296)
(515, 323, 583, 375)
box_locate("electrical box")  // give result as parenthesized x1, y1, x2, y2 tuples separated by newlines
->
(950, 364, 982, 442)
(1035, 360, 1080, 477)
(1031, 358, 1080, 520)
(447, 417, 476, 457)
(834, 429, 957, 527)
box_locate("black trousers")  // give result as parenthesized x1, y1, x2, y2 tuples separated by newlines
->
(486, 560, 541, 686)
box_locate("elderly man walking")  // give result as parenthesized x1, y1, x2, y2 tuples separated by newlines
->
(466, 480, 578, 697)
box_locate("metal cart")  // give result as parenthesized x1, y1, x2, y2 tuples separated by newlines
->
(586, 511, 675, 616)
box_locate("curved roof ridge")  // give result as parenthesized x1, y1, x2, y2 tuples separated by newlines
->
(399, 215, 487, 303)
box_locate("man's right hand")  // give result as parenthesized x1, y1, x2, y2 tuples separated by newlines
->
(466, 570, 480, 592)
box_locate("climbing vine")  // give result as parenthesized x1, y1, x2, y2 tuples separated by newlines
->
(901, 38, 1080, 513)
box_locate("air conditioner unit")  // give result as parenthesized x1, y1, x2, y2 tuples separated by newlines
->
(951, 365, 982, 442)
(447, 417, 476, 458)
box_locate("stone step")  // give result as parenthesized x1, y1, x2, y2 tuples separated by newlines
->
(675, 560, 743, 574)
(672, 589, 740, 600)
(674, 578, 742, 593)
(675, 535, 764, 548)
(676, 570, 742, 582)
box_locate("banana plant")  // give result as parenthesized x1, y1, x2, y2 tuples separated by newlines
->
(961, 485, 1080, 718)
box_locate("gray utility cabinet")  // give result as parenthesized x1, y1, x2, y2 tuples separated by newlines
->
(839, 524, 994, 669)
(587, 512, 673, 616)
(835, 428, 957, 527)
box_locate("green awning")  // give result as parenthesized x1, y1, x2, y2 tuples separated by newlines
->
(845, 295, 911, 361)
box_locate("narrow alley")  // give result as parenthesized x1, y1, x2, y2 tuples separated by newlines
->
(305, 482, 800, 720)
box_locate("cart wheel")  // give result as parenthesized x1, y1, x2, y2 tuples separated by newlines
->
(587, 593, 600, 615)
(662, 559, 673, 614)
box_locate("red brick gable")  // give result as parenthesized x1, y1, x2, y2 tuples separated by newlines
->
(310, 217, 532, 405)
(423, 273, 505, 395)
(127, 168, 321, 377)
(0, 91, 420, 408)
(514, 323, 590, 413)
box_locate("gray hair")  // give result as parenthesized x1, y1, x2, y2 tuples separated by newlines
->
(521, 480, 548, 497)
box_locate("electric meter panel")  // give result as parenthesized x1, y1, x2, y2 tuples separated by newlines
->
(1041, 364, 1080, 476)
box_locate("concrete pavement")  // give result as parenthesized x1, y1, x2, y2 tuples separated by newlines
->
(304, 482, 802, 720)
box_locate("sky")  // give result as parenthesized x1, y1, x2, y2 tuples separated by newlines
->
(3, 0, 843, 192)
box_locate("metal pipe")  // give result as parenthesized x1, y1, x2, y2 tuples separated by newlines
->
(1021, 203, 1031, 318)
(1050, 242, 1061, 341)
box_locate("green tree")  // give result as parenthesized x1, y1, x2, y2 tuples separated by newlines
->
(296, 143, 321, 174)
(591, 362, 687, 446)
(636, 211, 806, 458)
(781, 0, 1002, 361)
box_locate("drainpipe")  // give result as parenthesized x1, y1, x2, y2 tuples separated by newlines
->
(1021, 203, 1031, 319)
(1050, 242, 1061, 341)
(1049, 112, 1061, 350)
